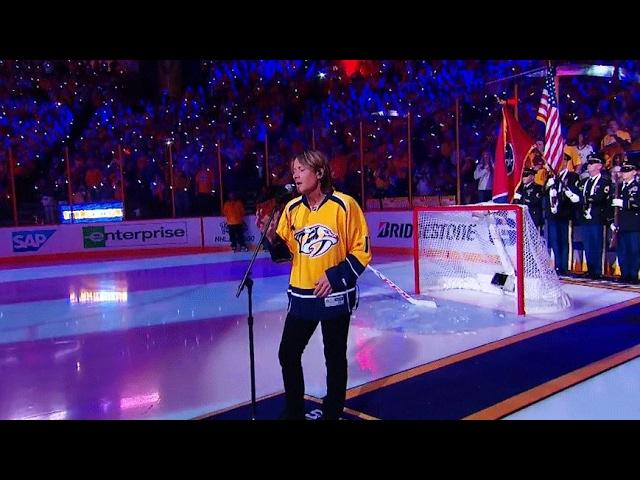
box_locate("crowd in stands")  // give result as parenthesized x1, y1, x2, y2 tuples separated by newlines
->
(2, 59, 640, 225)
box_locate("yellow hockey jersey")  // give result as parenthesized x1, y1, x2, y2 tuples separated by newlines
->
(268, 190, 372, 321)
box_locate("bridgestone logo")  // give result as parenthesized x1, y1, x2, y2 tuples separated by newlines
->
(83, 224, 187, 249)
(420, 223, 478, 241)
(377, 222, 413, 238)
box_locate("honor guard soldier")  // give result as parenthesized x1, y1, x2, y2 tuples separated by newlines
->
(610, 162, 640, 284)
(513, 168, 544, 232)
(576, 155, 613, 279)
(545, 154, 581, 275)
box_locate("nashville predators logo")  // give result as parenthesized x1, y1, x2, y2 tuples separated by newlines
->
(294, 224, 338, 258)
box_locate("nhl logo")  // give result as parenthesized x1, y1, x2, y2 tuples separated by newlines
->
(505, 143, 514, 175)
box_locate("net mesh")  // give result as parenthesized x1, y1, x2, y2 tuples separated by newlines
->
(415, 205, 571, 314)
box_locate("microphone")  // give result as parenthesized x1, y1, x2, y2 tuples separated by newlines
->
(276, 183, 297, 200)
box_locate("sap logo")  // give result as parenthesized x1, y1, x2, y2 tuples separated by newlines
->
(377, 222, 413, 238)
(294, 224, 338, 258)
(12, 230, 56, 252)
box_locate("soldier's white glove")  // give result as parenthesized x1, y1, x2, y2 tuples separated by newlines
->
(564, 190, 580, 203)
(513, 192, 522, 200)
(612, 198, 623, 208)
(546, 178, 555, 188)
(610, 224, 619, 232)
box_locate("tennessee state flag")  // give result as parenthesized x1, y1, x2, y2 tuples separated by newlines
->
(492, 105, 536, 203)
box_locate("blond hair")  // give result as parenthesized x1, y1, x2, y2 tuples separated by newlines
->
(291, 150, 333, 193)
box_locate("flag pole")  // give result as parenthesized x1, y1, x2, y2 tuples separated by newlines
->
(550, 60, 560, 98)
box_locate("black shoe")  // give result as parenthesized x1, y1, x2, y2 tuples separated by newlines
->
(278, 409, 305, 420)
(321, 413, 341, 420)
(320, 407, 343, 420)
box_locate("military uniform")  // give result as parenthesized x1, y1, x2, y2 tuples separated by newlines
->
(513, 169, 544, 230)
(611, 163, 640, 283)
(545, 166, 581, 274)
(577, 158, 613, 278)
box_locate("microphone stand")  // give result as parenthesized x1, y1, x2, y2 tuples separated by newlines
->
(235, 196, 285, 420)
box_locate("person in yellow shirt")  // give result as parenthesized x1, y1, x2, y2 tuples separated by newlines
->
(563, 143, 582, 173)
(223, 191, 247, 252)
(601, 120, 632, 150)
(601, 120, 632, 168)
(258, 150, 371, 420)
(532, 155, 548, 187)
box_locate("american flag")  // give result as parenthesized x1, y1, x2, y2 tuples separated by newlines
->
(536, 66, 564, 172)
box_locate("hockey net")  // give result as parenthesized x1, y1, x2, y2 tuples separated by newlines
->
(413, 204, 571, 315)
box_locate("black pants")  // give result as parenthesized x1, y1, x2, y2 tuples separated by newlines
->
(278, 312, 351, 419)
(618, 230, 640, 282)
(478, 189, 492, 202)
(228, 223, 246, 249)
(547, 218, 570, 274)
(582, 223, 604, 276)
